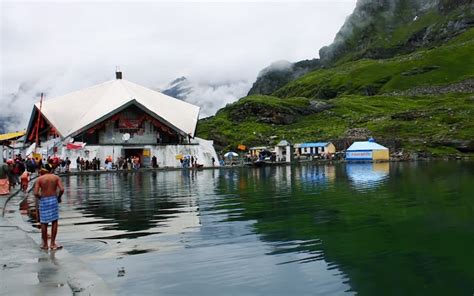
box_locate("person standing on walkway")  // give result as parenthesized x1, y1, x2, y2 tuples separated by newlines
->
(20, 170, 30, 192)
(33, 164, 64, 250)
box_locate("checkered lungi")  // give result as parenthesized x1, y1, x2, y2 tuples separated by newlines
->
(39, 196, 59, 224)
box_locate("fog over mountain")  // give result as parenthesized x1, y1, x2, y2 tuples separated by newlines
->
(161, 77, 251, 118)
(0, 1, 356, 133)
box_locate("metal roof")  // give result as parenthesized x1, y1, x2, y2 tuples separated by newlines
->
(299, 142, 330, 148)
(249, 146, 268, 150)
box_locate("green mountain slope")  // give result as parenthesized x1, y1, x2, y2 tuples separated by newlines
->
(275, 29, 474, 99)
(197, 0, 474, 156)
(319, 0, 473, 64)
(248, 0, 473, 97)
(198, 93, 474, 154)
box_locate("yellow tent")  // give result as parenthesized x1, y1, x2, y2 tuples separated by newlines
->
(0, 131, 25, 141)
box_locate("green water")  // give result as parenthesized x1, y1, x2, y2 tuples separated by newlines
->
(30, 161, 474, 295)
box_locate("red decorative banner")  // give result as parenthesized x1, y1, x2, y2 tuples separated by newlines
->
(66, 142, 85, 150)
(119, 119, 141, 129)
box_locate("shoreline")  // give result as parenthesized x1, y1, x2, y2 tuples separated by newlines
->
(55, 156, 474, 177)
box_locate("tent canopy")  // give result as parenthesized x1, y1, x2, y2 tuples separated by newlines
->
(0, 131, 25, 141)
(347, 141, 388, 151)
(276, 140, 291, 147)
(28, 79, 200, 139)
(224, 151, 238, 158)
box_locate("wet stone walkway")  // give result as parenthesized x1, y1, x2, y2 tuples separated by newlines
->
(0, 191, 113, 296)
(0, 225, 71, 295)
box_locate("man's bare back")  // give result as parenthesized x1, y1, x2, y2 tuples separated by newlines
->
(34, 169, 65, 250)
(34, 174, 64, 198)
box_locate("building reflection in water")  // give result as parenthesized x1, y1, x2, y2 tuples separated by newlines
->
(298, 164, 335, 184)
(19, 171, 219, 251)
(220, 164, 337, 196)
(346, 162, 389, 191)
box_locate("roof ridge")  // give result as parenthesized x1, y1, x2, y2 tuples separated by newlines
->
(36, 80, 116, 106)
(67, 80, 132, 136)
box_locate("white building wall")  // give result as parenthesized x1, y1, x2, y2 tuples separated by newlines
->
(150, 137, 220, 167)
(58, 137, 220, 169)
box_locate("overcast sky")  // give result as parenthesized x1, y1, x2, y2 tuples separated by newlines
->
(0, 0, 357, 131)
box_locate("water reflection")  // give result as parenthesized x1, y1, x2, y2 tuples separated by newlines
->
(37, 250, 62, 284)
(21, 162, 474, 295)
(346, 162, 389, 191)
(299, 164, 335, 184)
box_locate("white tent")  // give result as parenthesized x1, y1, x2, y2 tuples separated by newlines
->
(346, 141, 388, 151)
(346, 139, 389, 161)
(28, 78, 200, 138)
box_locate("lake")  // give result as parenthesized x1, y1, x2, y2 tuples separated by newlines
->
(24, 161, 474, 295)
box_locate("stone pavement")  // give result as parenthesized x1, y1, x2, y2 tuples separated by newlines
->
(0, 188, 114, 295)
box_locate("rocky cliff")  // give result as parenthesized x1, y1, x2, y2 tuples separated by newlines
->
(319, 0, 474, 64)
(247, 59, 321, 96)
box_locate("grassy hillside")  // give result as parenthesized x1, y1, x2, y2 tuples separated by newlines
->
(275, 29, 474, 99)
(198, 93, 474, 154)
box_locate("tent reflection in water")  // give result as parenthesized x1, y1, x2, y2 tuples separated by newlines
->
(346, 162, 390, 190)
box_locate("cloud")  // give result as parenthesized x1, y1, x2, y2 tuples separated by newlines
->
(257, 60, 294, 77)
(161, 77, 251, 118)
(0, 1, 356, 132)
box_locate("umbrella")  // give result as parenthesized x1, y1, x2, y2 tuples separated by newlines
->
(224, 151, 238, 158)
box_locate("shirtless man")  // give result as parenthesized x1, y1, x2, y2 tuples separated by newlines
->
(34, 164, 64, 250)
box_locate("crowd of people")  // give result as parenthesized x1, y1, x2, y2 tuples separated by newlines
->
(115, 156, 142, 170)
(0, 155, 74, 195)
(76, 155, 159, 171)
(179, 155, 202, 168)
(0, 152, 207, 195)
(76, 156, 101, 171)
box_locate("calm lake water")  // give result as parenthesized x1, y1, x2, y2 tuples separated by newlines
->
(25, 161, 474, 295)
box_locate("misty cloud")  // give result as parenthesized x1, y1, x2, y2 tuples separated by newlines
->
(257, 60, 294, 77)
(1, 1, 356, 132)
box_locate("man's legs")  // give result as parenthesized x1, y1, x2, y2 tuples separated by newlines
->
(40, 223, 48, 249)
(50, 220, 58, 248)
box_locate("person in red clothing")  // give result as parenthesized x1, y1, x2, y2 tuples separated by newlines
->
(20, 171, 30, 192)
(0, 162, 9, 195)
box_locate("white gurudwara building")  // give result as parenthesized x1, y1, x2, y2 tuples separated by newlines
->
(25, 72, 219, 168)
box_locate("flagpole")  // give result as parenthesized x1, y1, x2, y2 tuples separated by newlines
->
(34, 93, 44, 153)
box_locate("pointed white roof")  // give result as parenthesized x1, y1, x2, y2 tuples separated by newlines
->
(34, 79, 200, 137)
(276, 140, 291, 146)
(347, 141, 388, 151)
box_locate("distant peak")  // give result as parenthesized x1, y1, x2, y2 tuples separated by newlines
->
(170, 76, 188, 86)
